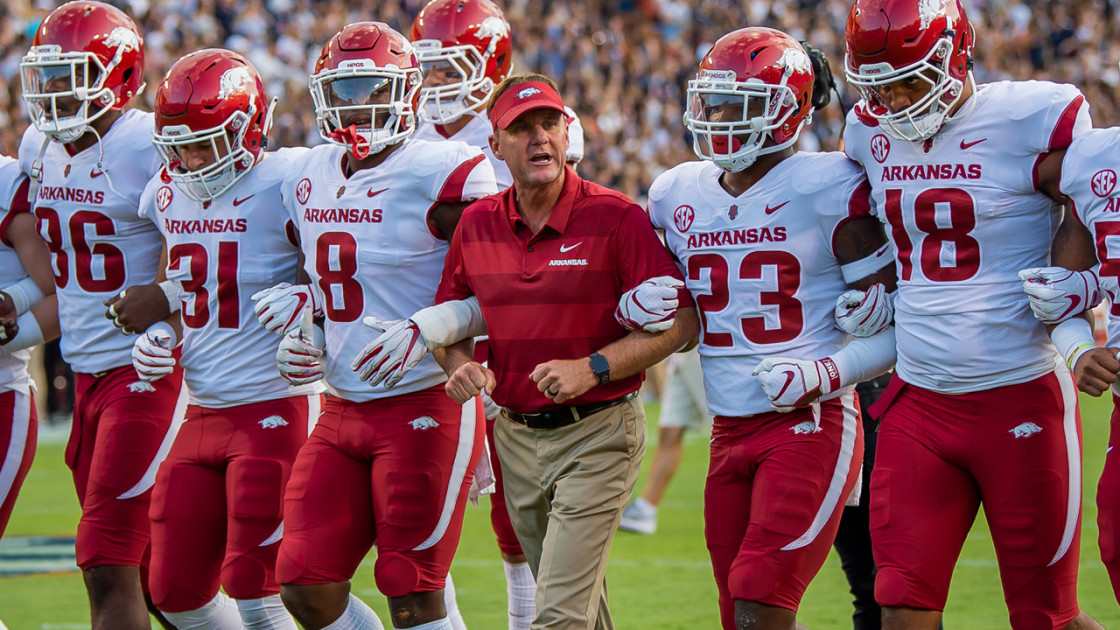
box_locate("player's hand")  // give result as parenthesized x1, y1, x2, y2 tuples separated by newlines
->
(1019, 267, 1102, 325)
(351, 318, 429, 388)
(131, 326, 177, 383)
(834, 283, 893, 337)
(445, 361, 496, 405)
(0, 291, 15, 325)
(0, 317, 17, 345)
(530, 358, 598, 404)
(1071, 347, 1120, 397)
(252, 283, 321, 336)
(277, 307, 325, 386)
(753, 356, 839, 412)
(615, 276, 686, 333)
(104, 284, 174, 335)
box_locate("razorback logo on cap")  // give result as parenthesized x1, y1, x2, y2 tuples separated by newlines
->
(517, 86, 542, 99)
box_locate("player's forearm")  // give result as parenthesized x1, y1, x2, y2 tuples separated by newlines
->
(9, 213, 55, 295)
(828, 326, 896, 389)
(434, 338, 475, 378)
(598, 306, 699, 381)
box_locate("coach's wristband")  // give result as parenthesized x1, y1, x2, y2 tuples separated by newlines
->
(159, 280, 180, 313)
(1050, 316, 1096, 371)
(0, 310, 44, 355)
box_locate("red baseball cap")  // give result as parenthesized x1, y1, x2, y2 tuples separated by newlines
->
(490, 81, 567, 130)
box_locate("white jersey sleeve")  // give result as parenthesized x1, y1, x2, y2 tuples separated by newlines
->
(18, 110, 165, 374)
(649, 154, 866, 416)
(844, 81, 1089, 393)
(0, 156, 32, 394)
(414, 115, 513, 189)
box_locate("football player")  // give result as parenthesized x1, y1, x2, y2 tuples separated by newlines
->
(647, 28, 896, 630)
(1016, 123, 1120, 605)
(18, 3, 184, 628)
(0, 155, 57, 543)
(131, 49, 325, 630)
(843, 0, 1102, 628)
(254, 22, 497, 630)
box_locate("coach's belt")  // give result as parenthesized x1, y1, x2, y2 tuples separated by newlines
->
(506, 391, 638, 430)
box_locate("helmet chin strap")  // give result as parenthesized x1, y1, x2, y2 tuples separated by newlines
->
(330, 124, 371, 159)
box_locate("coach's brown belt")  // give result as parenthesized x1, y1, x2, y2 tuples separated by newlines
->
(506, 391, 638, 430)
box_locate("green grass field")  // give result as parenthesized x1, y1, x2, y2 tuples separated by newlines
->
(1, 397, 1118, 629)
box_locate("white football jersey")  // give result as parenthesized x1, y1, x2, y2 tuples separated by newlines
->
(649, 155, 872, 417)
(18, 110, 164, 374)
(284, 138, 497, 402)
(139, 149, 325, 407)
(414, 113, 513, 189)
(844, 81, 1091, 393)
(0, 156, 32, 394)
(1059, 129, 1120, 381)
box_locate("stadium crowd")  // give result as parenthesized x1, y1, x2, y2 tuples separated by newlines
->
(1, 0, 1119, 200)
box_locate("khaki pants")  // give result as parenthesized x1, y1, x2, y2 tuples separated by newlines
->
(495, 397, 646, 630)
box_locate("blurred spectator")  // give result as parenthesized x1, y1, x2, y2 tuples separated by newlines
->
(2, 0, 1119, 201)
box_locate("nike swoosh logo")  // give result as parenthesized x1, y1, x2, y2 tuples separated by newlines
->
(368, 187, 389, 198)
(764, 201, 790, 215)
(960, 138, 987, 150)
(89, 168, 104, 179)
(774, 370, 797, 400)
(559, 242, 582, 253)
(233, 195, 255, 206)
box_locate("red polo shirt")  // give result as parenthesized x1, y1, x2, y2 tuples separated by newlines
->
(437, 166, 691, 413)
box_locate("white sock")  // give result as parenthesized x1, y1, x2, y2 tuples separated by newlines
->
(162, 593, 243, 630)
(236, 595, 296, 630)
(504, 560, 535, 630)
(322, 594, 385, 630)
(402, 619, 453, 630)
(443, 573, 467, 630)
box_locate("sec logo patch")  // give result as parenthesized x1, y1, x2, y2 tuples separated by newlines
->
(870, 134, 890, 163)
(296, 178, 312, 205)
(1091, 169, 1116, 198)
(674, 204, 695, 233)
(156, 186, 173, 212)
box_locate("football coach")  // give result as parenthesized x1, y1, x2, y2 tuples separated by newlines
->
(433, 72, 698, 629)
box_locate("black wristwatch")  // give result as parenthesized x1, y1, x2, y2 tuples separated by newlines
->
(589, 352, 611, 384)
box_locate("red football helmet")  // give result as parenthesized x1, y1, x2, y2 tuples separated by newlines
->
(20, 0, 145, 143)
(684, 27, 815, 172)
(153, 49, 273, 202)
(411, 0, 512, 125)
(845, 0, 975, 141)
(309, 22, 422, 159)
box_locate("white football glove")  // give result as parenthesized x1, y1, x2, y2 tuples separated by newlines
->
(1019, 267, 1103, 325)
(834, 283, 894, 338)
(277, 307, 325, 386)
(351, 318, 428, 388)
(752, 356, 841, 412)
(132, 324, 177, 383)
(252, 283, 322, 336)
(615, 276, 686, 333)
